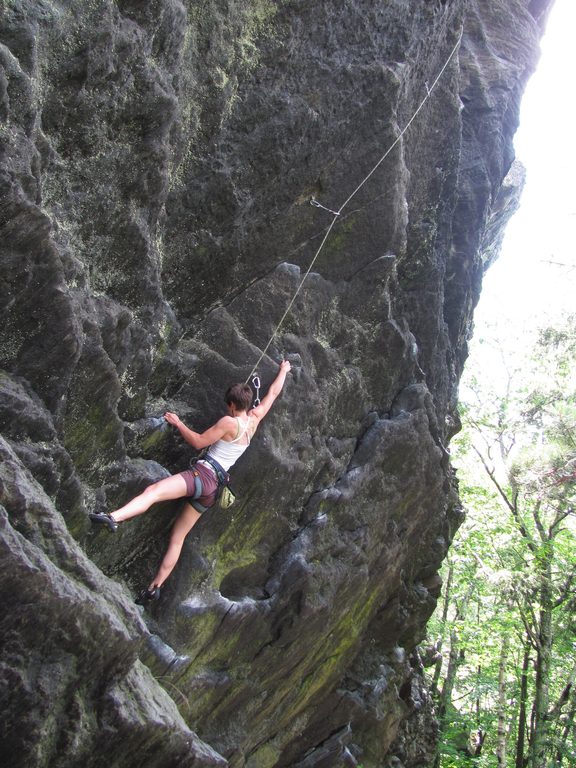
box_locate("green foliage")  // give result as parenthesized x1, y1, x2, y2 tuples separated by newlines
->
(429, 316, 576, 767)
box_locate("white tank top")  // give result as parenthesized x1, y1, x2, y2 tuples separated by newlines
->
(205, 416, 254, 472)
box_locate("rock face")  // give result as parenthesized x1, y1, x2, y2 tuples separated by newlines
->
(0, 1, 551, 766)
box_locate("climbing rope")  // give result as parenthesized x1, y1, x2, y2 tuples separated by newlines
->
(246, 29, 463, 383)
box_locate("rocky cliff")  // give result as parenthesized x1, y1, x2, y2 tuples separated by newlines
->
(0, 1, 552, 766)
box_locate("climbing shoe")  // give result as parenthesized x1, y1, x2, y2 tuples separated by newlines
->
(135, 586, 161, 605)
(89, 511, 119, 532)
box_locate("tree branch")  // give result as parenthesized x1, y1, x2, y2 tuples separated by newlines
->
(472, 444, 537, 553)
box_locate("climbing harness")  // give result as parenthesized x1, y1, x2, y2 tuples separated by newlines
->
(245, 29, 463, 382)
(201, 454, 237, 509)
(191, 454, 237, 510)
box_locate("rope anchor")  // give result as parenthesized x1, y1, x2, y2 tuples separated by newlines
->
(310, 197, 341, 217)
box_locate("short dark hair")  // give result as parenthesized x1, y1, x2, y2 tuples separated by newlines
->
(225, 383, 253, 411)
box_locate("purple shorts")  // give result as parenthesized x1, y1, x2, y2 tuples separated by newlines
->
(180, 462, 219, 511)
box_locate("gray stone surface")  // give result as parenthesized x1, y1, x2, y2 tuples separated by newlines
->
(0, 0, 552, 766)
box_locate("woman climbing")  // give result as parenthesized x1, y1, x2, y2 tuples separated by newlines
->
(89, 360, 291, 602)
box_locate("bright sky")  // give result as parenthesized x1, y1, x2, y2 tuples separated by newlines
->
(473, 0, 575, 336)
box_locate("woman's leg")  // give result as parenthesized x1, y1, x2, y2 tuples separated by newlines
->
(149, 503, 202, 589)
(111, 474, 188, 523)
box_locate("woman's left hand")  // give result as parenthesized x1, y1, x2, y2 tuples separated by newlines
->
(164, 412, 182, 428)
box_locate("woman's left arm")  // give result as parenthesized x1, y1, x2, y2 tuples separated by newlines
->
(164, 412, 234, 449)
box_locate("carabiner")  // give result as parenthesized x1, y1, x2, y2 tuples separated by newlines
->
(251, 374, 261, 407)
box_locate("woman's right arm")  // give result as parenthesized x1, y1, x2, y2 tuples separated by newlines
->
(251, 360, 291, 421)
(164, 412, 236, 449)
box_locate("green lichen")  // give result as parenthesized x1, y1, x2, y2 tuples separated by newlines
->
(245, 742, 281, 768)
(391, 488, 417, 522)
(203, 504, 272, 587)
(138, 429, 167, 454)
(316, 215, 359, 272)
(292, 588, 382, 712)
(175, 611, 231, 665)
(63, 404, 119, 473)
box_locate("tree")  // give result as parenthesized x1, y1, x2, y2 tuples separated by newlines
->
(428, 316, 576, 767)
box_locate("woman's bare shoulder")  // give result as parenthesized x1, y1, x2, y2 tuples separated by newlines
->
(218, 414, 238, 429)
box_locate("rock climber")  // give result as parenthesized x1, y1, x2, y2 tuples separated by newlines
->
(89, 360, 291, 603)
